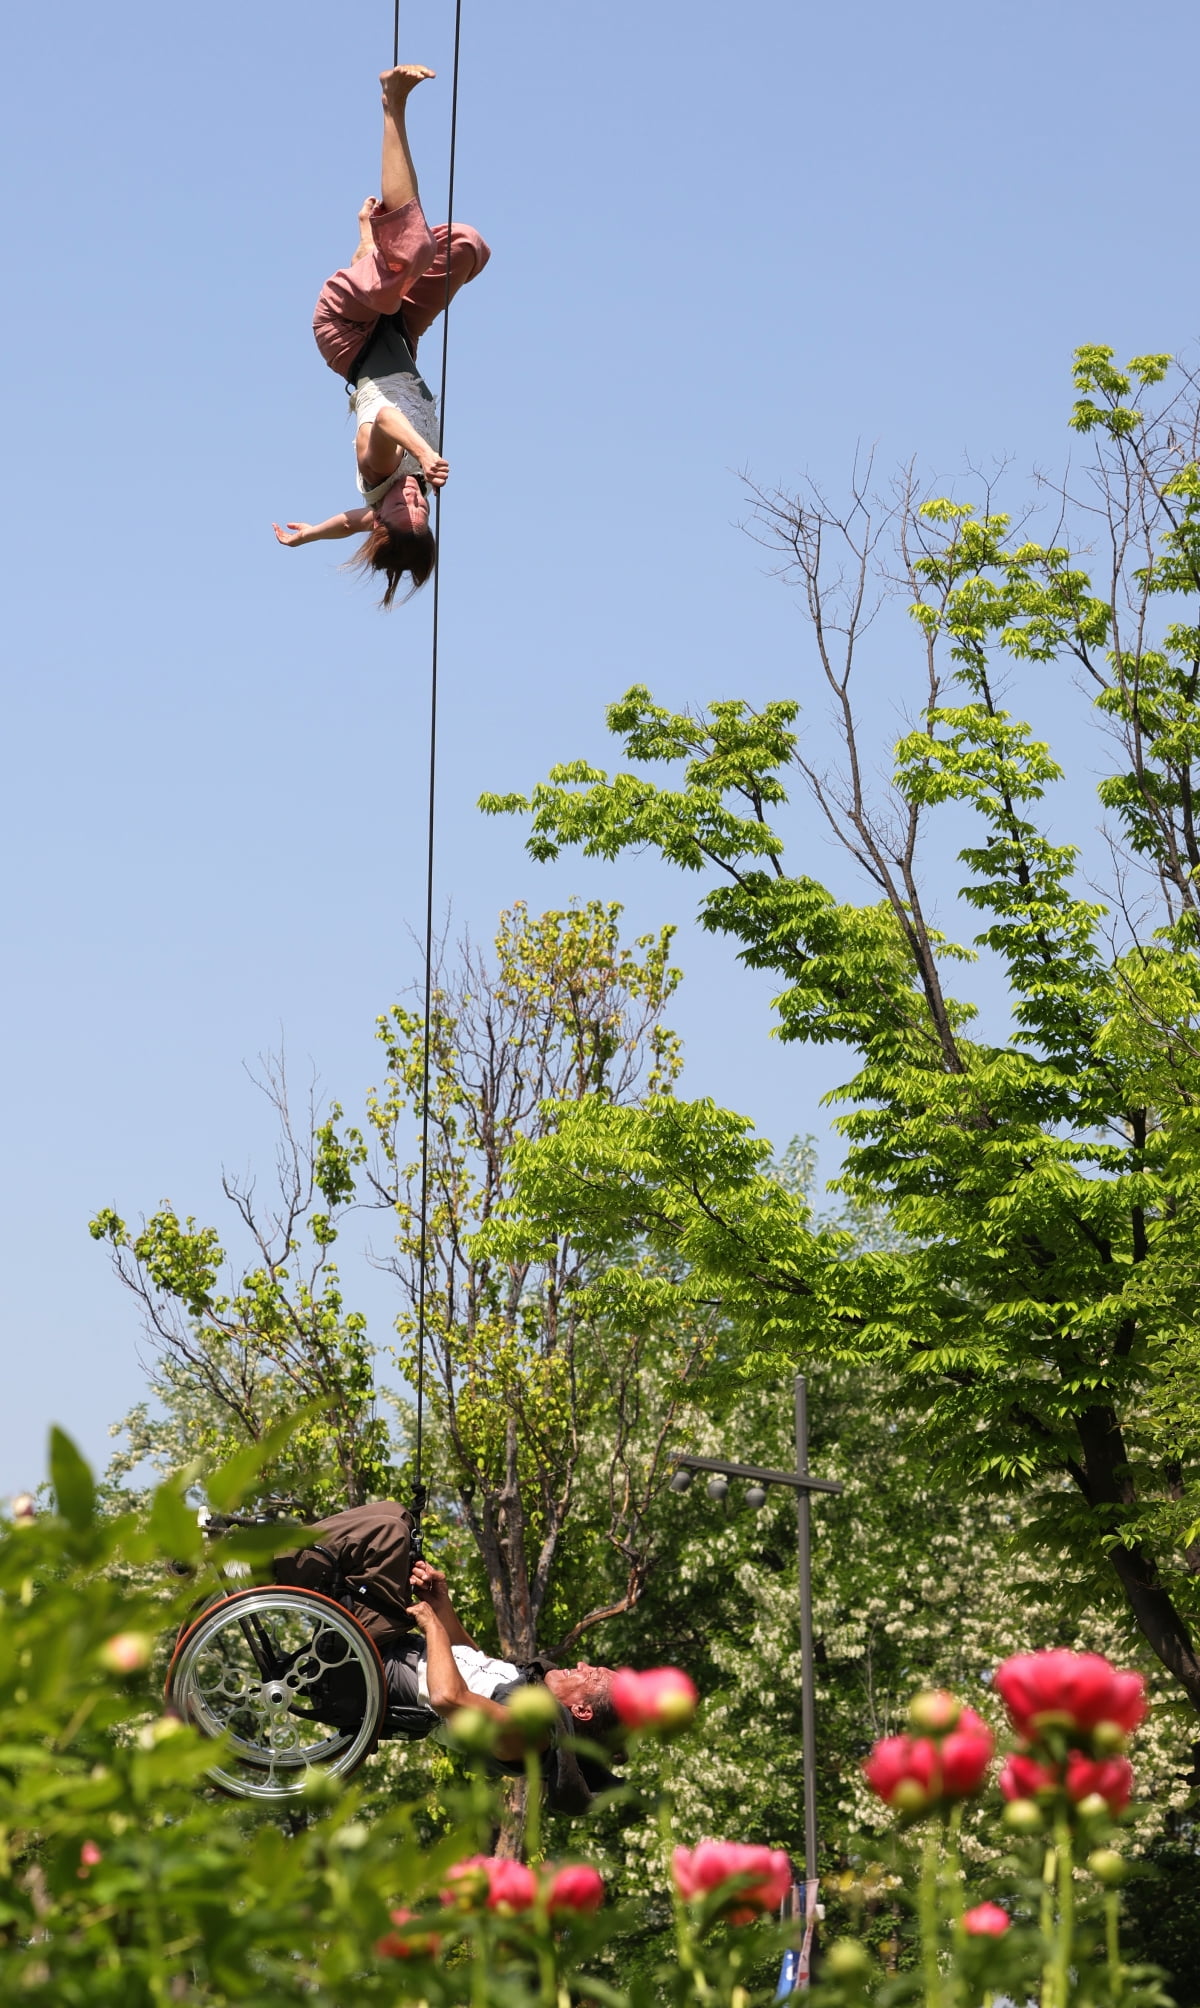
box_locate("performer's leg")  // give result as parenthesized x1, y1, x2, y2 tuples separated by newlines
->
(352, 198, 377, 266)
(273, 1502, 417, 1653)
(400, 222, 492, 348)
(313, 70, 438, 376)
(379, 65, 430, 211)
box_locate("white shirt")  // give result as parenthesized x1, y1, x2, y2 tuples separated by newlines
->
(416, 1643, 520, 1705)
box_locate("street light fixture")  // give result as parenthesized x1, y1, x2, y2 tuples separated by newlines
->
(667, 1376, 842, 1989)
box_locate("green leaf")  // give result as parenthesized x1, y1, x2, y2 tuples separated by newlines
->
(48, 1427, 95, 1532)
(205, 1403, 328, 1513)
(148, 1482, 204, 1564)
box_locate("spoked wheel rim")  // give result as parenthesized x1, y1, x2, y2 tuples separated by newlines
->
(165, 1587, 387, 1801)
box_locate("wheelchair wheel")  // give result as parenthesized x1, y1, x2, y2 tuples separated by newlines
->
(165, 1586, 388, 1801)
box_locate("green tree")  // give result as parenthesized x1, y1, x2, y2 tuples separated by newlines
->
(483, 348, 1200, 1720)
(363, 901, 713, 1666)
(95, 905, 714, 1680)
(92, 1055, 390, 1514)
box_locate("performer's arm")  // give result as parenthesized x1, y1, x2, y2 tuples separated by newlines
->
(409, 1600, 547, 1765)
(273, 509, 374, 547)
(368, 406, 450, 487)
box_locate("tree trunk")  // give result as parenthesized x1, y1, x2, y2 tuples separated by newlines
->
(493, 1776, 527, 1860)
(1073, 1402, 1200, 1711)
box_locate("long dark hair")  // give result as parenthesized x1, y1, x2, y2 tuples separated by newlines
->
(350, 516, 436, 609)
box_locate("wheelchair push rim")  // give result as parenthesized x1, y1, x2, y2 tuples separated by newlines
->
(165, 1586, 388, 1801)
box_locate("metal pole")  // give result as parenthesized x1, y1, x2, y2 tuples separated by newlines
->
(795, 1375, 817, 1888)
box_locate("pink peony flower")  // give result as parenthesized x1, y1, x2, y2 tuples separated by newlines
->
(375, 1908, 442, 1959)
(994, 1651, 1145, 1745)
(611, 1666, 698, 1732)
(486, 1859, 539, 1913)
(445, 1856, 539, 1915)
(863, 1709, 992, 1812)
(963, 1902, 1010, 1937)
(672, 1841, 792, 1923)
(1065, 1752, 1134, 1814)
(546, 1864, 605, 1917)
(1000, 1748, 1134, 1815)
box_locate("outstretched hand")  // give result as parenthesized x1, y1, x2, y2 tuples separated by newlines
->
(273, 522, 310, 547)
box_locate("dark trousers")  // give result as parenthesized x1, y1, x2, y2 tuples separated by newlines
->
(273, 1501, 418, 1654)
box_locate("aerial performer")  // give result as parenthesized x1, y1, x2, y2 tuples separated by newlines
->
(273, 67, 490, 606)
(274, 1502, 623, 1812)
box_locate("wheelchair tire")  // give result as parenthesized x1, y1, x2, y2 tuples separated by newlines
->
(165, 1586, 388, 1802)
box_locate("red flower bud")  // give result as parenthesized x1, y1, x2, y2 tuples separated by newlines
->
(994, 1651, 1145, 1746)
(863, 1735, 938, 1810)
(908, 1689, 962, 1734)
(611, 1666, 698, 1732)
(546, 1864, 605, 1917)
(375, 1908, 442, 1959)
(98, 1631, 154, 1674)
(671, 1842, 792, 1923)
(963, 1902, 1010, 1937)
(1000, 1753, 1060, 1801)
(939, 1709, 995, 1795)
(1065, 1752, 1133, 1815)
(77, 1840, 103, 1880)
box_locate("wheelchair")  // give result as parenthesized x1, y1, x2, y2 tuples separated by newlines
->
(164, 1515, 439, 1803)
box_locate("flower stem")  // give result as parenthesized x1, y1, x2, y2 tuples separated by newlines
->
(918, 1826, 943, 2008)
(1039, 1841, 1057, 2008)
(524, 1748, 543, 1866)
(659, 1798, 710, 2000)
(945, 1804, 964, 1927)
(1105, 1890, 1123, 2005)
(1049, 1813, 1075, 2008)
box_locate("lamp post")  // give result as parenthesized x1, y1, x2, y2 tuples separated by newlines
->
(670, 1376, 842, 1981)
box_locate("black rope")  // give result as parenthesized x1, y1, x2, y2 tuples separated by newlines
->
(392, 0, 399, 69)
(411, 0, 465, 1538)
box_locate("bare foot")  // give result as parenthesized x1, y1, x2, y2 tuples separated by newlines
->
(380, 65, 435, 115)
(352, 196, 378, 263)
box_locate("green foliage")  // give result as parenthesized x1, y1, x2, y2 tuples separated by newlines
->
(0, 1434, 809, 2006)
(484, 348, 1200, 1715)
(0, 1434, 458, 2003)
(362, 900, 706, 1665)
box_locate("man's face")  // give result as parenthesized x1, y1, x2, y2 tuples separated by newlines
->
(544, 1663, 610, 1717)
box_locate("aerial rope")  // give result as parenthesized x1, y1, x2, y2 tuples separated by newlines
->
(411, 0, 465, 1555)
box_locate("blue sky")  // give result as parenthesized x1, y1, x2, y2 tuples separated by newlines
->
(3, 0, 1198, 1490)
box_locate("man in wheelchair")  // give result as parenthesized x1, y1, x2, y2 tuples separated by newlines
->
(272, 1501, 621, 1812)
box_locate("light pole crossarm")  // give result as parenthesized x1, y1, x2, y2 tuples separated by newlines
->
(672, 1453, 843, 1496)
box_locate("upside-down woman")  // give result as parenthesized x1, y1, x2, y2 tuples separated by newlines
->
(273, 66, 490, 606)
